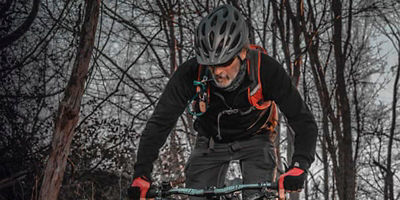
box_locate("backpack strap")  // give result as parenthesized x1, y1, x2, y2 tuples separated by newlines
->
(249, 44, 267, 54)
(187, 65, 210, 116)
(246, 47, 279, 135)
(247, 49, 270, 110)
(198, 65, 210, 103)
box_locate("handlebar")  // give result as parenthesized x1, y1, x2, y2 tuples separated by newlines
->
(146, 181, 282, 199)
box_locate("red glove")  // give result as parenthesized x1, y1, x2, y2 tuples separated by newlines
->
(278, 167, 307, 193)
(129, 176, 151, 200)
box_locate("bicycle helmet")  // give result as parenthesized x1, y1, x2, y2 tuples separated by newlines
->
(195, 4, 249, 65)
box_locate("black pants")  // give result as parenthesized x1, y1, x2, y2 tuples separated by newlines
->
(185, 134, 277, 199)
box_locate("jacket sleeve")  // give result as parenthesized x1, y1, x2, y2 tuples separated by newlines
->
(133, 59, 197, 179)
(261, 55, 318, 169)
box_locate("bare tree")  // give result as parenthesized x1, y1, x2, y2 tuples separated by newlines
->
(373, 2, 400, 199)
(331, 0, 357, 199)
(39, 0, 100, 199)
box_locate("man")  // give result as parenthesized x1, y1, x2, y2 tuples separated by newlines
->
(130, 4, 317, 199)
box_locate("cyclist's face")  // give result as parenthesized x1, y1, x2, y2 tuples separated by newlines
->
(208, 49, 246, 88)
(208, 57, 240, 88)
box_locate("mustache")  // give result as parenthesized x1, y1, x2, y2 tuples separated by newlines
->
(215, 74, 229, 80)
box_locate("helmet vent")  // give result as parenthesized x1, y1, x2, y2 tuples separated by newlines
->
(211, 15, 218, 27)
(209, 31, 215, 48)
(202, 23, 206, 36)
(201, 40, 209, 55)
(230, 23, 236, 34)
(230, 34, 241, 50)
(220, 21, 227, 34)
(216, 38, 224, 56)
(226, 36, 231, 45)
(223, 9, 229, 18)
(234, 11, 239, 21)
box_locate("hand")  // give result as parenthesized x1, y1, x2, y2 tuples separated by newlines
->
(278, 166, 307, 192)
(128, 176, 151, 200)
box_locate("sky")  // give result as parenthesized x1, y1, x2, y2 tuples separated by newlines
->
(375, 34, 397, 104)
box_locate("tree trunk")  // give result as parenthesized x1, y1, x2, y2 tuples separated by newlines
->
(322, 112, 330, 200)
(331, 0, 356, 199)
(167, 9, 177, 73)
(247, 0, 255, 44)
(38, 1, 100, 199)
(385, 47, 400, 200)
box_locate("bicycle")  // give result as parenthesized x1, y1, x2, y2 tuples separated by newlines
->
(129, 181, 286, 200)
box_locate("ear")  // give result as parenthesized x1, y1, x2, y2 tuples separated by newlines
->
(239, 48, 247, 60)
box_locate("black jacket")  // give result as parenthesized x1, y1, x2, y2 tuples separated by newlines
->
(133, 53, 318, 179)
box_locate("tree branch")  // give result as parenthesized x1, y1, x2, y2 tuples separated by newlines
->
(0, 0, 41, 50)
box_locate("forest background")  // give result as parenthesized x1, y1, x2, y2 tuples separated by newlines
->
(1, 0, 399, 200)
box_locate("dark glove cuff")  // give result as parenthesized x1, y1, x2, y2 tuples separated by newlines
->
(133, 163, 152, 181)
(132, 174, 152, 182)
(291, 157, 310, 171)
(133, 166, 152, 182)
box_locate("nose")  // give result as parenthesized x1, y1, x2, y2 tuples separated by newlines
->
(212, 67, 226, 75)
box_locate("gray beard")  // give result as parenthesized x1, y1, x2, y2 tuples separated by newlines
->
(210, 62, 246, 92)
